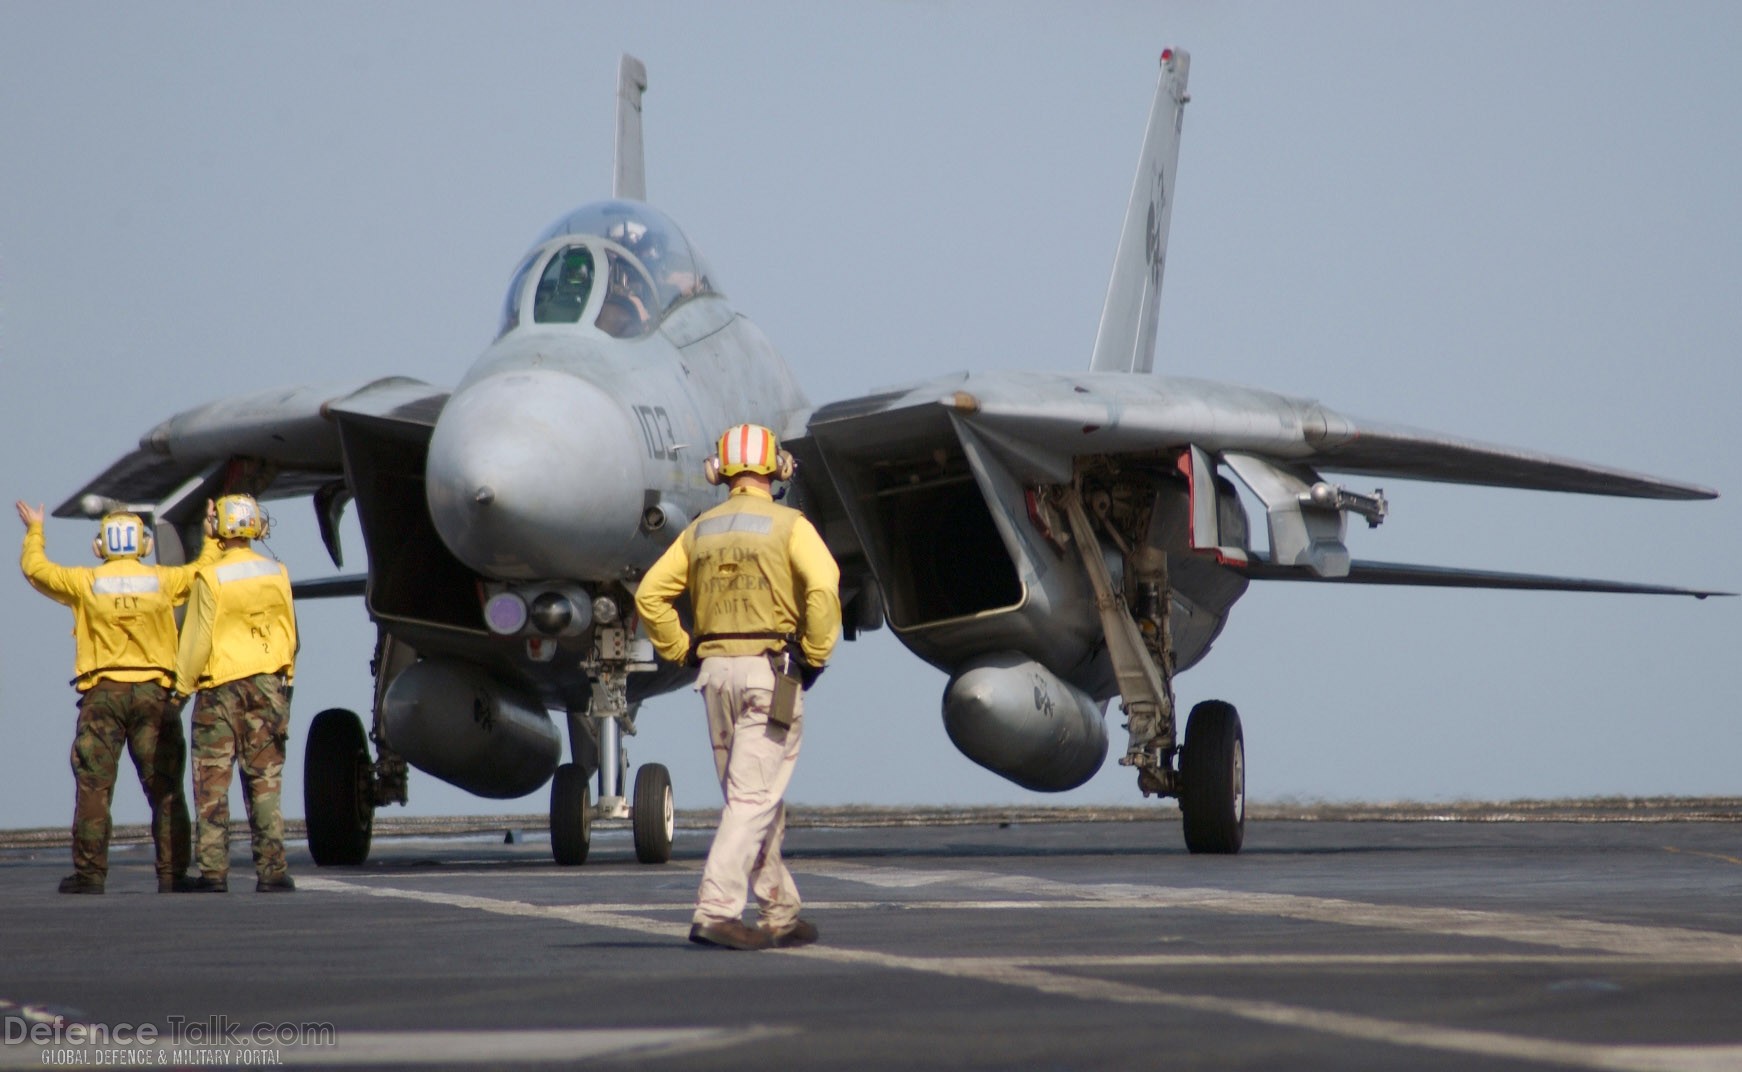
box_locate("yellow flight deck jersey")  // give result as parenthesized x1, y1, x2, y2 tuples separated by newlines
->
(636, 485, 841, 668)
(20, 521, 220, 691)
(173, 545, 297, 695)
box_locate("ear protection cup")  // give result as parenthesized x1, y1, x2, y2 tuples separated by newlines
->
(703, 455, 724, 486)
(774, 450, 796, 482)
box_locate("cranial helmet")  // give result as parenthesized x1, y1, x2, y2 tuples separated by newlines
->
(561, 247, 593, 285)
(212, 494, 269, 540)
(93, 512, 152, 561)
(704, 424, 796, 485)
(606, 218, 648, 247)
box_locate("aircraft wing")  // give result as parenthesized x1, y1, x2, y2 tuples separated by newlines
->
(1300, 416, 1716, 501)
(55, 376, 448, 517)
(55, 377, 449, 567)
(800, 371, 1720, 600)
(806, 372, 1716, 498)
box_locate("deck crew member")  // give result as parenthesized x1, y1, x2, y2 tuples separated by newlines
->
(171, 493, 298, 894)
(17, 499, 218, 894)
(636, 424, 840, 950)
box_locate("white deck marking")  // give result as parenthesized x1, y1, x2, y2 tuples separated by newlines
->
(299, 874, 1742, 1072)
(1664, 845, 1742, 867)
(801, 862, 1742, 963)
(3, 1027, 787, 1068)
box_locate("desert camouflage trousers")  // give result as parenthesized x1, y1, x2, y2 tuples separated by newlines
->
(69, 680, 191, 881)
(191, 674, 290, 881)
(693, 655, 804, 931)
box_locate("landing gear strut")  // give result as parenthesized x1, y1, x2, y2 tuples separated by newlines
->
(549, 622, 673, 866)
(1050, 474, 1245, 854)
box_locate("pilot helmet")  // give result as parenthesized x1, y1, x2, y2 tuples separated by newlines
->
(560, 247, 593, 286)
(93, 512, 152, 561)
(705, 424, 796, 485)
(212, 494, 269, 541)
(607, 219, 656, 260)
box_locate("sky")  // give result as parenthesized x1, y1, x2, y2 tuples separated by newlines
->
(1, 2, 1737, 832)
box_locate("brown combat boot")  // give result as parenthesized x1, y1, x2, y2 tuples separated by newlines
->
(180, 875, 228, 893)
(763, 918, 819, 948)
(58, 873, 104, 895)
(256, 874, 296, 893)
(688, 919, 773, 950)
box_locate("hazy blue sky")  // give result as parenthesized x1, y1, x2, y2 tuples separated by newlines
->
(2, 2, 1737, 832)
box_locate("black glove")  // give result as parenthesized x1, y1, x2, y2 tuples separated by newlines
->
(797, 661, 825, 690)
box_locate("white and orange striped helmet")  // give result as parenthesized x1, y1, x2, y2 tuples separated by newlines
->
(704, 423, 795, 485)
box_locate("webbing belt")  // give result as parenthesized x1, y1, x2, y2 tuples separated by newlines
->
(688, 630, 795, 663)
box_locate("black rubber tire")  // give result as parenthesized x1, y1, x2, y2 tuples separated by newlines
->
(304, 708, 374, 866)
(1179, 700, 1245, 855)
(631, 763, 675, 864)
(550, 763, 592, 866)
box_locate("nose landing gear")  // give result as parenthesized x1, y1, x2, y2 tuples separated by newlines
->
(549, 624, 675, 866)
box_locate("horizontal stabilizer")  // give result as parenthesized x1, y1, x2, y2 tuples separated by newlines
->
(1239, 556, 1732, 599)
(293, 574, 368, 600)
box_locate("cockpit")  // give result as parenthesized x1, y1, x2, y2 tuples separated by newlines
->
(497, 200, 718, 340)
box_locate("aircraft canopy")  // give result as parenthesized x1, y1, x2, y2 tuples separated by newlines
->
(534, 200, 717, 316)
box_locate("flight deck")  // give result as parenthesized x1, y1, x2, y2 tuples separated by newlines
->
(3, 803, 1740, 1071)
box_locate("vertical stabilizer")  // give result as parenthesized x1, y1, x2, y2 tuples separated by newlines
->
(615, 54, 648, 201)
(1088, 49, 1190, 374)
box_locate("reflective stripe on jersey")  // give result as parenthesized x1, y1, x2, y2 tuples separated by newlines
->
(215, 558, 283, 584)
(695, 513, 775, 538)
(91, 574, 162, 596)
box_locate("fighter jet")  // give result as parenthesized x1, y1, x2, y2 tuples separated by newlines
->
(57, 51, 1723, 864)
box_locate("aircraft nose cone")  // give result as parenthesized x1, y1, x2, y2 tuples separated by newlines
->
(426, 369, 645, 580)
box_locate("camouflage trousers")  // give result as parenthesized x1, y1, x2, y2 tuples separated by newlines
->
(70, 680, 191, 881)
(191, 674, 290, 881)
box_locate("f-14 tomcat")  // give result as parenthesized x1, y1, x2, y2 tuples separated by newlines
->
(58, 51, 1723, 865)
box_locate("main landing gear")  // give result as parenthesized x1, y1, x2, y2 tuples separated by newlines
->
(1050, 479, 1245, 854)
(305, 633, 411, 867)
(304, 706, 410, 866)
(548, 622, 675, 866)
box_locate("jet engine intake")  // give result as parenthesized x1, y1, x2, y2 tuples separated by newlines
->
(380, 659, 562, 798)
(942, 652, 1108, 792)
